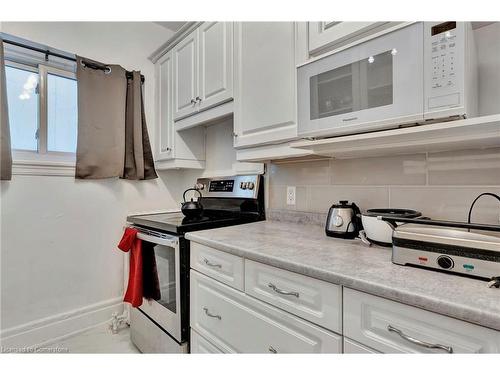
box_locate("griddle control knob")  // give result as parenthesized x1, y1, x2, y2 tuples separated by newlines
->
(437, 255, 454, 270)
(247, 182, 255, 190)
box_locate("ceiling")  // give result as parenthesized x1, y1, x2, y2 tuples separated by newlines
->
(154, 22, 187, 33)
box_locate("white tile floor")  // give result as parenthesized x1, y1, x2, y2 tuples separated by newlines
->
(49, 324, 140, 354)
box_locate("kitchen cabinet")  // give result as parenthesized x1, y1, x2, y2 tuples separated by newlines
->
(188, 240, 500, 354)
(190, 329, 224, 353)
(343, 338, 379, 353)
(155, 50, 205, 170)
(343, 288, 500, 353)
(173, 22, 233, 123)
(197, 22, 233, 111)
(191, 270, 342, 353)
(173, 29, 198, 120)
(191, 242, 244, 291)
(245, 259, 342, 333)
(308, 22, 385, 55)
(233, 22, 299, 149)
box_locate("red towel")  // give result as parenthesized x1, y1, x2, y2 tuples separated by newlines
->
(118, 228, 143, 307)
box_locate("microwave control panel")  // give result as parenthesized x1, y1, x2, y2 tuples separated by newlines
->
(430, 22, 458, 90)
(424, 21, 470, 117)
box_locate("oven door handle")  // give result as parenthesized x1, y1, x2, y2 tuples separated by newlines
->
(136, 232, 178, 247)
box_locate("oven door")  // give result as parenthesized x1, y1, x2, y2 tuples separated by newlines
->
(133, 229, 182, 343)
(298, 22, 424, 138)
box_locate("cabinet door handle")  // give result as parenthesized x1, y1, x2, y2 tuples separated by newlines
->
(387, 325, 453, 353)
(268, 345, 278, 353)
(203, 258, 222, 268)
(268, 283, 299, 298)
(203, 307, 221, 320)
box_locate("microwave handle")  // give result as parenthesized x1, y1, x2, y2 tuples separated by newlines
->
(136, 232, 179, 247)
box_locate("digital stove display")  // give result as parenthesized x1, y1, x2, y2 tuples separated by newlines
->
(209, 180, 234, 192)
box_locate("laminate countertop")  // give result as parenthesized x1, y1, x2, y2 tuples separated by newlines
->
(186, 220, 500, 331)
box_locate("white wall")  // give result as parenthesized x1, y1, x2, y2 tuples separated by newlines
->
(0, 22, 196, 345)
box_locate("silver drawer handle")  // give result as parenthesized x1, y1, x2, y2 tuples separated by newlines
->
(203, 258, 222, 268)
(203, 307, 221, 320)
(342, 117, 358, 122)
(268, 345, 278, 353)
(387, 325, 453, 353)
(268, 283, 299, 298)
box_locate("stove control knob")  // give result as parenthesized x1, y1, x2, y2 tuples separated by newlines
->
(247, 182, 255, 190)
(437, 255, 454, 270)
(195, 183, 205, 190)
(240, 182, 247, 190)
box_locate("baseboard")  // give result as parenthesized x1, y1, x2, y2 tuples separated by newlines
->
(0, 297, 124, 349)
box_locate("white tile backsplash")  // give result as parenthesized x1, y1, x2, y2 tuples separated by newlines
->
(268, 148, 500, 223)
(330, 154, 427, 185)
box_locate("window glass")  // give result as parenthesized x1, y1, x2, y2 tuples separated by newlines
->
(47, 73, 78, 153)
(5, 66, 39, 151)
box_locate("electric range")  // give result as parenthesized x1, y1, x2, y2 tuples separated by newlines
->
(125, 174, 265, 353)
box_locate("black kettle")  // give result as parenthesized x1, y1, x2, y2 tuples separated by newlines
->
(181, 188, 203, 218)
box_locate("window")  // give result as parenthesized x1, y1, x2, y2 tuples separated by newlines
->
(5, 60, 78, 166)
(5, 64, 39, 151)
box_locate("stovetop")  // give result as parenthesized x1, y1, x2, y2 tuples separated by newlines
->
(127, 210, 263, 235)
(127, 174, 265, 235)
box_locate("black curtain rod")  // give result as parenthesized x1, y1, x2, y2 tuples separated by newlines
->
(3, 39, 145, 83)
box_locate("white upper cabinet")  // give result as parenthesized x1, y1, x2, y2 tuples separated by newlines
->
(156, 52, 174, 160)
(308, 22, 388, 55)
(173, 22, 233, 123)
(198, 22, 233, 111)
(155, 49, 205, 170)
(233, 22, 298, 148)
(173, 29, 198, 120)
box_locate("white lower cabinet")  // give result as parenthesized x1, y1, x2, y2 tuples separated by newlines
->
(190, 270, 342, 353)
(343, 338, 379, 354)
(343, 288, 500, 353)
(190, 329, 224, 353)
(245, 259, 342, 333)
(191, 242, 244, 291)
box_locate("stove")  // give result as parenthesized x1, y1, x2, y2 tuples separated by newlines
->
(125, 174, 265, 353)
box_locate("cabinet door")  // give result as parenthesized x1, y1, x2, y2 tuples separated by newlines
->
(308, 22, 383, 54)
(191, 270, 342, 353)
(198, 22, 233, 111)
(233, 22, 298, 148)
(190, 329, 225, 353)
(344, 288, 500, 353)
(155, 52, 173, 160)
(173, 29, 198, 120)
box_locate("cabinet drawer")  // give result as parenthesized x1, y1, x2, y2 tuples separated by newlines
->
(245, 260, 342, 333)
(191, 270, 342, 353)
(190, 329, 224, 353)
(191, 242, 244, 290)
(344, 288, 500, 353)
(343, 338, 379, 353)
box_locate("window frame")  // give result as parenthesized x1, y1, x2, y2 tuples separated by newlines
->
(5, 59, 77, 176)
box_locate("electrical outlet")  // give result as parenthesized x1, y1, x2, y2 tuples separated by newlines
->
(286, 186, 296, 205)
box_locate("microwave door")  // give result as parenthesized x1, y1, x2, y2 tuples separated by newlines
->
(298, 22, 424, 138)
(135, 231, 182, 343)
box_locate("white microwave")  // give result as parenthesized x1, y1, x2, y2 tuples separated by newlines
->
(297, 22, 477, 138)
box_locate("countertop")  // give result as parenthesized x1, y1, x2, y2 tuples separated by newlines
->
(186, 220, 500, 331)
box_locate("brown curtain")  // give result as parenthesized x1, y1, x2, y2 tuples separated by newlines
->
(0, 37, 12, 181)
(75, 56, 157, 180)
